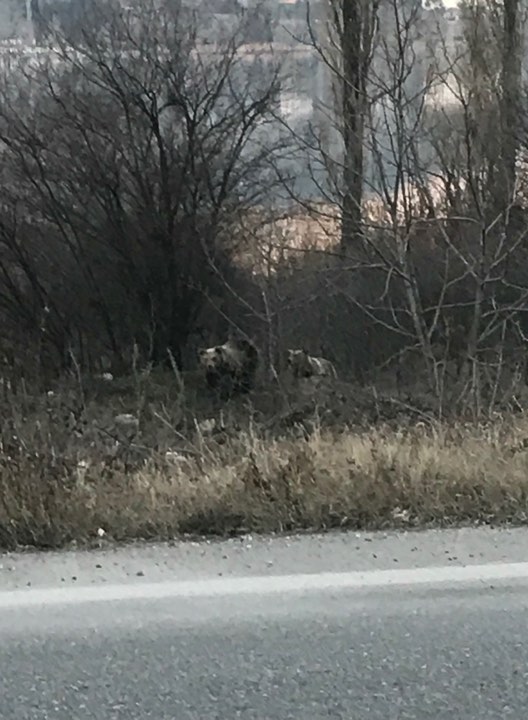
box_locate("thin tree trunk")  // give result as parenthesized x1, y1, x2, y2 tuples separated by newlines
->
(341, 0, 365, 253)
(500, 0, 520, 231)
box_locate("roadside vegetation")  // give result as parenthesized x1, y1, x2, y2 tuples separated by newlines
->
(1, 0, 528, 549)
(2, 366, 528, 550)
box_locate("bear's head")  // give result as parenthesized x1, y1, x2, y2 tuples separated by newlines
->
(286, 348, 309, 368)
(197, 346, 227, 371)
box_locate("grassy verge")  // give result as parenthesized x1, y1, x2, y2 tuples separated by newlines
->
(1, 370, 528, 550)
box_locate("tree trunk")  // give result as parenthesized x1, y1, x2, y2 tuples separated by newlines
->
(500, 0, 520, 231)
(341, 0, 365, 253)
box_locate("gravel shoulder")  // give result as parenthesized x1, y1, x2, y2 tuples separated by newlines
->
(2, 525, 528, 593)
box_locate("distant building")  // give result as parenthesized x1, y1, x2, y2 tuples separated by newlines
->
(0, 0, 33, 42)
(8, 0, 522, 202)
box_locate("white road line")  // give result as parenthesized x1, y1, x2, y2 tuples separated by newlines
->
(1, 561, 528, 609)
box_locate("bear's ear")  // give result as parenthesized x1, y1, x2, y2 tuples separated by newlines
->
(197, 348, 205, 357)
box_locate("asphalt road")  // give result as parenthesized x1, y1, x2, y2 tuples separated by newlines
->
(2, 527, 528, 719)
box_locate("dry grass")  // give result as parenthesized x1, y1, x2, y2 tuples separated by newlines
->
(1, 368, 528, 550)
(231, 191, 463, 276)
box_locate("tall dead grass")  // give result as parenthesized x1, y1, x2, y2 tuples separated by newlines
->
(1, 369, 528, 550)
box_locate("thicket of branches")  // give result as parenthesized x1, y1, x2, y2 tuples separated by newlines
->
(0, 0, 288, 379)
(0, 0, 527, 418)
(255, 0, 528, 415)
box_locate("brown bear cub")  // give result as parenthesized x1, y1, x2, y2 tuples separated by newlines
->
(286, 349, 337, 380)
(198, 337, 259, 398)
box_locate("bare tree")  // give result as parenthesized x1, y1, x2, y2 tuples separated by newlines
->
(499, 0, 522, 230)
(339, 0, 380, 250)
(302, 0, 380, 252)
(263, 0, 528, 417)
(0, 0, 289, 378)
